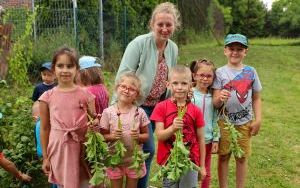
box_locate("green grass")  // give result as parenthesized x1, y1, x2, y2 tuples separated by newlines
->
(147, 39, 300, 188)
(250, 37, 300, 46)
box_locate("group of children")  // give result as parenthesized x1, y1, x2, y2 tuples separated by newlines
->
(0, 33, 261, 188)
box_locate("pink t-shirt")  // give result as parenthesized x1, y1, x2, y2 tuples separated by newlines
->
(100, 105, 150, 165)
(39, 86, 94, 187)
(87, 84, 109, 114)
(150, 99, 205, 166)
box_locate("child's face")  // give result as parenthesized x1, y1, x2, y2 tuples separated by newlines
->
(193, 64, 214, 90)
(41, 70, 55, 84)
(54, 54, 78, 85)
(224, 43, 248, 66)
(116, 77, 139, 104)
(168, 72, 191, 100)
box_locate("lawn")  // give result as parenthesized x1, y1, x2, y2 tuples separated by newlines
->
(1, 38, 299, 188)
(148, 39, 300, 188)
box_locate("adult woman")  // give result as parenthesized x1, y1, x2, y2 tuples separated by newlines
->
(113, 2, 181, 188)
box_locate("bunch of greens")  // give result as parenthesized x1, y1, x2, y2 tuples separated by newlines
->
(109, 113, 127, 167)
(151, 105, 201, 182)
(85, 129, 109, 185)
(84, 114, 109, 186)
(220, 104, 244, 158)
(128, 110, 150, 176)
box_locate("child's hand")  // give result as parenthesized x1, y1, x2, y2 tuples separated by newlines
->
(112, 128, 123, 140)
(212, 142, 219, 154)
(32, 115, 39, 122)
(187, 88, 194, 100)
(87, 114, 101, 127)
(219, 89, 231, 102)
(172, 117, 184, 132)
(198, 167, 207, 181)
(42, 158, 50, 176)
(18, 172, 32, 182)
(130, 129, 139, 140)
(250, 120, 261, 136)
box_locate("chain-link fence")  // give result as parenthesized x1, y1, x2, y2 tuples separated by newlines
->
(1, 0, 154, 78)
(2, 0, 225, 82)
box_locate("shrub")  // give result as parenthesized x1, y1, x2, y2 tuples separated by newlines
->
(0, 85, 48, 187)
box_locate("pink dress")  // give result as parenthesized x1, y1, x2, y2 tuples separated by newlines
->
(87, 84, 109, 114)
(39, 86, 94, 188)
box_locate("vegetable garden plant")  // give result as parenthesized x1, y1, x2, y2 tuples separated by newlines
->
(151, 104, 201, 182)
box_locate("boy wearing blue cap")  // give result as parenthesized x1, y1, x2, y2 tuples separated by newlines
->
(31, 62, 56, 154)
(212, 34, 262, 188)
(31, 62, 56, 102)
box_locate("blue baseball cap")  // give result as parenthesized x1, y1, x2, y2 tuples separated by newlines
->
(39, 62, 52, 71)
(224, 34, 248, 47)
(79, 56, 101, 70)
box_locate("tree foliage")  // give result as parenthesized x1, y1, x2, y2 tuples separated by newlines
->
(218, 0, 266, 37)
(208, 0, 232, 38)
(7, 9, 36, 87)
(0, 86, 47, 187)
(268, 0, 300, 37)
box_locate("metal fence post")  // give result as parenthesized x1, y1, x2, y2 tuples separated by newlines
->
(72, 0, 78, 48)
(123, 5, 127, 51)
(99, 0, 104, 62)
(32, 0, 37, 42)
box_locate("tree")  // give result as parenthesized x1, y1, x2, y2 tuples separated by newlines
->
(219, 0, 266, 37)
(282, 0, 300, 37)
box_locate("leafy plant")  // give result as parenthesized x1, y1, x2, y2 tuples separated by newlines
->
(84, 128, 109, 186)
(219, 104, 244, 158)
(0, 86, 48, 187)
(109, 112, 127, 167)
(128, 110, 149, 176)
(81, 105, 109, 186)
(151, 105, 201, 182)
(7, 9, 36, 87)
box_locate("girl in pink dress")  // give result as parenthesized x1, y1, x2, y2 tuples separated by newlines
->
(39, 47, 98, 188)
(100, 72, 150, 188)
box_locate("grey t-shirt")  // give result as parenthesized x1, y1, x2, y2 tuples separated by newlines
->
(212, 65, 262, 125)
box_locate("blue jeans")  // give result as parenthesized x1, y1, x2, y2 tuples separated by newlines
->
(138, 106, 155, 188)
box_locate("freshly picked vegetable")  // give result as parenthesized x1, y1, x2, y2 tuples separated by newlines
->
(151, 105, 201, 182)
(220, 104, 244, 158)
(128, 110, 150, 176)
(84, 113, 110, 186)
(109, 112, 127, 167)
